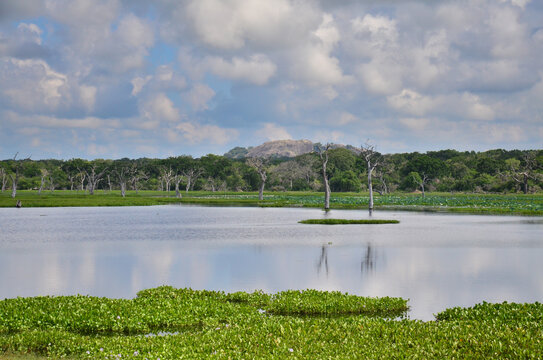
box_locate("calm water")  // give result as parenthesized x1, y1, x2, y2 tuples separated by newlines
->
(1, 205, 542, 320)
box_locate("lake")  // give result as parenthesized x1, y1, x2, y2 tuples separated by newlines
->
(1, 205, 542, 320)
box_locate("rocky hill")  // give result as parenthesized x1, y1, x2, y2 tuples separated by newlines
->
(225, 140, 314, 159)
(224, 139, 360, 159)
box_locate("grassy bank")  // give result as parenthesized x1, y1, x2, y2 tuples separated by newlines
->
(1, 190, 543, 215)
(1, 286, 542, 359)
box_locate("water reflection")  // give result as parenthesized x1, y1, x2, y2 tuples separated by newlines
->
(360, 244, 376, 275)
(317, 245, 329, 276)
(1, 206, 543, 321)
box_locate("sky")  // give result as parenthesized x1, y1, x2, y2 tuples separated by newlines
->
(0, 0, 542, 160)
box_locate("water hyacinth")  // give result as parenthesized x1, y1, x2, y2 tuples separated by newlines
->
(1, 286, 542, 359)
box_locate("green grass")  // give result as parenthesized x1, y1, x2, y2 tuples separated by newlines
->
(1, 286, 542, 359)
(299, 219, 400, 225)
(2, 190, 543, 215)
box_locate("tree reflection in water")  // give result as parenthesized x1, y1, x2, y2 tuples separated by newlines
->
(317, 245, 329, 276)
(361, 244, 376, 274)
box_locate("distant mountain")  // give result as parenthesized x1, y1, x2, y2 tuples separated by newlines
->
(225, 140, 314, 159)
(224, 139, 361, 159)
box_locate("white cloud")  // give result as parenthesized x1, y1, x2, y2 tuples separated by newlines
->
(180, 0, 321, 50)
(131, 66, 187, 97)
(399, 117, 431, 131)
(3, 111, 121, 129)
(79, 85, 97, 111)
(338, 112, 358, 125)
(205, 54, 277, 85)
(131, 76, 152, 96)
(1, 58, 67, 111)
(140, 93, 180, 122)
(172, 122, 238, 145)
(186, 83, 215, 111)
(290, 14, 350, 87)
(387, 89, 434, 116)
(255, 123, 292, 141)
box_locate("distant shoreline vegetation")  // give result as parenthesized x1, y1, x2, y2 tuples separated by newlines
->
(1, 146, 542, 215)
(1, 147, 542, 198)
(1, 191, 543, 216)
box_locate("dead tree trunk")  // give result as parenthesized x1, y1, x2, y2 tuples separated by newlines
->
(9, 173, 17, 198)
(360, 143, 382, 215)
(182, 168, 203, 194)
(49, 175, 55, 192)
(174, 175, 183, 198)
(246, 158, 268, 201)
(8, 153, 27, 199)
(0, 167, 6, 192)
(85, 166, 107, 195)
(160, 167, 174, 193)
(315, 144, 331, 210)
(78, 172, 86, 192)
(38, 169, 49, 195)
(114, 167, 129, 198)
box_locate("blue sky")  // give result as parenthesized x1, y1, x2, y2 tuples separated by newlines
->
(1, 0, 542, 160)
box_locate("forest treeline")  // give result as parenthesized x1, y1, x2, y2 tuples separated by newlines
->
(1, 148, 542, 197)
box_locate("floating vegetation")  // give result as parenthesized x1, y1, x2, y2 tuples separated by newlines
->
(299, 219, 399, 225)
(1, 286, 543, 359)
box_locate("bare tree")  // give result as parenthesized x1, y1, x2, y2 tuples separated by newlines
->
(0, 165, 7, 192)
(182, 167, 203, 193)
(129, 163, 147, 194)
(246, 157, 268, 201)
(83, 164, 108, 195)
(48, 171, 56, 192)
(8, 153, 30, 199)
(107, 175, 113, 193)
(173, 174, 184, 198)
(360, 142, 382, 214)
(314, 143, 331, 210)
(38, 168, 49, 195)
(114, 166, 130, 197)
(77, 171, 86, 192)
(159, 166, 174, 193)
(505, 152, 541, 194)
(411, 172, 429, 198)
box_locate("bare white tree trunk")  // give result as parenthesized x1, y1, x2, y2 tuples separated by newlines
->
(315, 144, 331, 210)
(78, 172, 86, 192)
(129, 165, 147, 194)
(9, 174, 17, 198)
(174, 175, 183, 198)
(67, 175, 75, 191)
(49, 175, 55, 192)
(85, 166, 107, 195)
(38, 169, 49, 195)
(367, 165, 373, 211)
(182, 168, 203, 194)
(0, 167, 6, 192)
(246, 158, 267, 201)
(8, 153, 26, 199)
(360, 143, 382, 215)
(114, 166, 129, 198)
(160, 167, 174, 193)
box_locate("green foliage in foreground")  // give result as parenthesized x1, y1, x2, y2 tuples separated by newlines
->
(299, 219, 399, 225)
(1, 287, 542, 359)
(2, 191, 543, 215)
